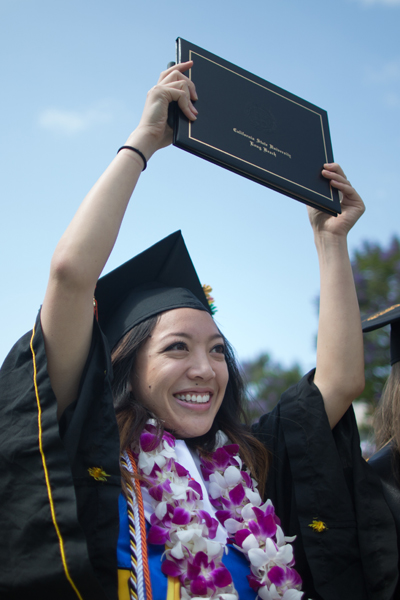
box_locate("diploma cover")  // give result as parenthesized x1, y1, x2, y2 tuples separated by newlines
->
(173, 38, 341, 215)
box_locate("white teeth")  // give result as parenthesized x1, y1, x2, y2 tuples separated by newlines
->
(175, 393, 210, 404)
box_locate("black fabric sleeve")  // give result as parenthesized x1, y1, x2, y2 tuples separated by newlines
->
(251, 370, 398, 600)
(0, 312, 121, 600)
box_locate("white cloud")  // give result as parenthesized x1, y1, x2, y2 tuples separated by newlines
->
(38, 102, 113, 136)
(365, 59, 400, 84)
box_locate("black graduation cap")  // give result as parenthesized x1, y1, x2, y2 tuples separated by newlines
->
(95, 231, 211, 350)
(362, 304, 400, 366)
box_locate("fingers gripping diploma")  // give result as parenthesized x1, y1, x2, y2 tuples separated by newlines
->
(135, 61, 198, 154)
(309, 164, 366, 429)
(307, 163, 365, 237)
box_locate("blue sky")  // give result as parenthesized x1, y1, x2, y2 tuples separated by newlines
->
(1, 0, 399, 371)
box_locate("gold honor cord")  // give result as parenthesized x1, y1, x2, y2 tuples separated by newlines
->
(166, 576, 180, 600)
(118, 570, 131, 600)
(127, 450, 153, 600)
(30, 325, 84, 600)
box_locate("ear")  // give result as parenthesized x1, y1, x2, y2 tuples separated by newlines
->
(126, 381, 133, 393)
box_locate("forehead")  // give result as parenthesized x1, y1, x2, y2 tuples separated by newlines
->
(154, 308, 221, 337)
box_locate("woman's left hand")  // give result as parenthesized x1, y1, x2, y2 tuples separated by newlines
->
(311, 163, 366, 428)
(132, 61, 198, 157)
(307, 163, 365, 237)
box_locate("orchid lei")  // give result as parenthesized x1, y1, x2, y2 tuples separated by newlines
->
(133, 422, 303, 600)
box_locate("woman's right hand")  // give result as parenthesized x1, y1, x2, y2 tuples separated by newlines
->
(127, 61, 198, 159)
(42, 63, 198, 418)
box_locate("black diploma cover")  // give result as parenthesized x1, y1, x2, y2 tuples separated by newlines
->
(173, 38, 341, 215)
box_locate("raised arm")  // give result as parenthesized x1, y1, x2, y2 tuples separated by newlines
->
(309, 163, 365, 428)
(41, 62, 198, 418)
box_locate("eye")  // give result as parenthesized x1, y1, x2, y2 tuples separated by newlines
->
(164, 341, 188, 352)
(211, 343, 226, 355)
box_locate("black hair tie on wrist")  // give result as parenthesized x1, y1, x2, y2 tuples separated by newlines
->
(117, 146, 147, 171)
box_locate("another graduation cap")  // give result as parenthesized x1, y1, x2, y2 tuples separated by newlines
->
(95, 231, 212, 350)
(362, 304, 400, 366)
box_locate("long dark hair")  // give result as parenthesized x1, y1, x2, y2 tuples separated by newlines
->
(111, 311, 270, 498)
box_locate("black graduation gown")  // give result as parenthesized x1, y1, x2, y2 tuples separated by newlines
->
(0, 313, 398, 599)
(252, 374, 399, 600)
(0, 314, 121, 600)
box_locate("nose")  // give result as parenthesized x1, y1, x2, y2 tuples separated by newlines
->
(187, 350, 215, 381)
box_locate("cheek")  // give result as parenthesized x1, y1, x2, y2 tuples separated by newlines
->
(134, 363, 173, 407)
(133, 355, 158, 394)
(131, 376, 146, 405)
(130, 367, 154, 407)
(132, 381, 158, 415)
(217, 363, 229, 399)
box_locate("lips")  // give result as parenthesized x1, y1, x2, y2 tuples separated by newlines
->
(174, 393, 211, 404)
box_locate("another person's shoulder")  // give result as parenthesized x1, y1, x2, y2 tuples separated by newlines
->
(369, 441, 400, 485)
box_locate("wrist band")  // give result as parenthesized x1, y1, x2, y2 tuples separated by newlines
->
(117, 146, 147, 171)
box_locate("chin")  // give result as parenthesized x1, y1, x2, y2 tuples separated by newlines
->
(167, 419, 214, 440)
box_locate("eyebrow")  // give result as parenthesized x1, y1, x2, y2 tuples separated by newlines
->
(160, 332, 224, 342)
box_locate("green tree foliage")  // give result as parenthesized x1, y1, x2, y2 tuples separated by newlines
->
(241, 353, 302, 422)
(354, 236, 400, 408)
(241, 236, 400, 429)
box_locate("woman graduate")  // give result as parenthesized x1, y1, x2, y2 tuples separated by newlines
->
(0, 62, 397, 600)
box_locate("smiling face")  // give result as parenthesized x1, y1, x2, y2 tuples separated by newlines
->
(131, 307, 229, 438)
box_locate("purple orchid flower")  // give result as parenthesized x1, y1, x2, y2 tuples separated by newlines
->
(268, 565, 302, 591)
(198, 510, 219, 539)
(200, 444, 241, 480)
(187, 551, 232, 596)
(161, 555, 186, 578)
